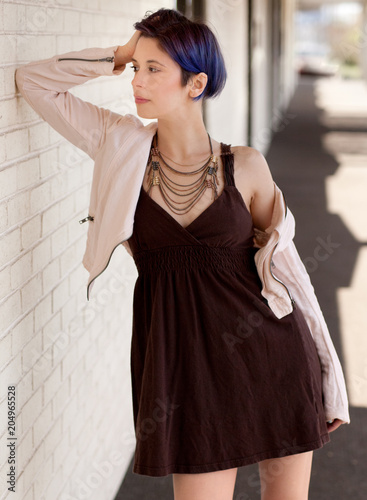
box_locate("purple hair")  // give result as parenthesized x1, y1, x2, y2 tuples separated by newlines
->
(133, 8, 227, 102)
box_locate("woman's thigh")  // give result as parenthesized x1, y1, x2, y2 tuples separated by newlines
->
(172, 467, 238, 500)
(258, 451, 313, 500)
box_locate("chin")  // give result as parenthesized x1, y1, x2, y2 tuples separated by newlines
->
(136, 110, 158, 120)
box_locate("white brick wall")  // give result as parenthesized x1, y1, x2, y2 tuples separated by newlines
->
(0, 1, 173, 499)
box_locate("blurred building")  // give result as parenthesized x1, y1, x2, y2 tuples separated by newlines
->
(177, 0, 367, 153)
(178, 0, 298, 153)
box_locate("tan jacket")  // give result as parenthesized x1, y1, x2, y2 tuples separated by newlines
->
(15, 46, 350, 425)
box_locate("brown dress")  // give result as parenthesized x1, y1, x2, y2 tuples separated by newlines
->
(126, 142, 330, 477)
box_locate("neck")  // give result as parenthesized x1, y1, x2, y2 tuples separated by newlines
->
(155, 108, 212, 164)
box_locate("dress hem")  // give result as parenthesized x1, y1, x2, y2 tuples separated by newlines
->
(132, 432, 331, 477)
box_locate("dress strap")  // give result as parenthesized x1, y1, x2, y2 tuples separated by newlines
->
(220, 143, 235, 187)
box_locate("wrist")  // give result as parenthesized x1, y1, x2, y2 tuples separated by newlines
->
(114, 46, 129, 70)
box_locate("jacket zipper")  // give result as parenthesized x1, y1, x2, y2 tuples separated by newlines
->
(79, 215, 94, 224)
(269, 242, 296, 307)
(58, 57, 115, 62)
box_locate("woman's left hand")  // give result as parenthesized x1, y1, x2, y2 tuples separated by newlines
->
(327, 418, 344, 433)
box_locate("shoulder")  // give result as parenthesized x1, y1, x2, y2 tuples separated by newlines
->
(232, 145, 269, 174)
(231, 145, 273, 193)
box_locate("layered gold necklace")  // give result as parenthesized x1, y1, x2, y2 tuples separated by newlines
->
(146, 131, 219, 215)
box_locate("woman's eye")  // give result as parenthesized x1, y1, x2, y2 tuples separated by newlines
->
(149, 67, 159, 73)
(130, 65, 138, 72)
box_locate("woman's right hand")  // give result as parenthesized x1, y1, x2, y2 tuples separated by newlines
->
(114, 31, 142, 69)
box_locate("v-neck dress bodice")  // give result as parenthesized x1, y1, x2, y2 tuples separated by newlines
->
(126, 142, 330, 477)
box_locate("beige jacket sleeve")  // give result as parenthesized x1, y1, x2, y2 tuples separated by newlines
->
(15, 46, 129, 160)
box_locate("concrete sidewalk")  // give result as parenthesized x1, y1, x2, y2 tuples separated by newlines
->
(115, 75, 367, 500)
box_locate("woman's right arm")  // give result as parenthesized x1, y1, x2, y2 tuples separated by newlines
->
(15, 31, 142, 160)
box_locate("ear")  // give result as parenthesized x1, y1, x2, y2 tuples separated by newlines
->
(188, 72, 208, 99)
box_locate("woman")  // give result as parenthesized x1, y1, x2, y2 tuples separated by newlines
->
(16, 8, 349, 500)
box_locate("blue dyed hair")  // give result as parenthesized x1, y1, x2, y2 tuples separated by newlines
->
(133, 8, 227, 102)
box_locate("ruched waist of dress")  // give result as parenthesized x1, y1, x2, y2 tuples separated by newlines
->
(133, 245, 257, 274)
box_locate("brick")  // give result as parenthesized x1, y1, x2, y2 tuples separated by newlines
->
(33, 453, 53, 500)
(61, 341, 79, 380)
(52, 339, 71, 380)
(21, 274, 42, 312)
(42, 464, 64, 498)
(80, 13, 95, 34)
(0, 166, 17, 198)
(17, 94, 40, 123)
(5, 127, 29, 161)
(62, 392, 78, 431)
(46, 8, 64, 33)
(16, 369, 32, 424)
(44, 365, 62, 407)
(34, 293, 52, 332)
(22, 440, 45, 495)
(0, 97, 18, 129)
(63, 10, 80, 33)
(17, 428, 33, 471)
(0, 261, 10, 300)
(0, 228, 20, 267)
(50, 172, 68, 200)
(33, 400, 52, 448)
(7, 190, 30, 226)
(11, 311, 34, 355)
(43, 310, 61, 348)
(0, 34, 17, 64)
(59, 193, 75, 224)
(21, 215, 41, 249)
(0, 66, 6, 96)
(51, 224, 68, 259)
(56, 34, 74, 54)
(29, 121, 50, 152)
(61, 295, 78, 330)
(42, 203, 60, 236)
(22, 330, 42, 375)
(52, 276, 69, 313)
(0, 351, 22, 398)
(68, 216, 84, 243)
(30, 181, 51, 215)
(68, 261, 85, 296)
(33, 345, 53, 391)
(0, 200, 8, 233)
(0, 333, 12, 369)
(60, 243, 77, 277)
(3, 3, 26, 33)
(42, 257, 60, 293)
(4, 66, 16, 96)
(39, 148, 59, 178)
(35, 35, 56, 59)
(69, 357, 84, 399)
(16, 157, 40, 190)
(0, 135, 5, 165)
(10, 250, 32, 289)
(32, 238, 51, 274)
(26, 5, 48, 33)
(0, 289, 21, 335)
(52, 378, 69, 420)
(73, 184, 89, 212)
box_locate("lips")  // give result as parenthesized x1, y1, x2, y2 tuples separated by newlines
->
(134, 96, 150, 103)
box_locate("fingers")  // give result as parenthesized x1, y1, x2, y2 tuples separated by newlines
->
(126, 30, 142, 52)
(326, 418, 343, 433)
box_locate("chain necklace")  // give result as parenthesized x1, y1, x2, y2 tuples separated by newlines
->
(146, 131, 219, 215)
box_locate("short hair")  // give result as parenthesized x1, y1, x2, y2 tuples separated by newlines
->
(133, 8, 227, 102)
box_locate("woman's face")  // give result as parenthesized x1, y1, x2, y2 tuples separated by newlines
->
(131, 36, 193, 120)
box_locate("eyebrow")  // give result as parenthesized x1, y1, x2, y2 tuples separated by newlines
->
(131, 58, 166, 67)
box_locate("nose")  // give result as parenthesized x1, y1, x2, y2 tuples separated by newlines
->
(131, 71, 145, 89)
